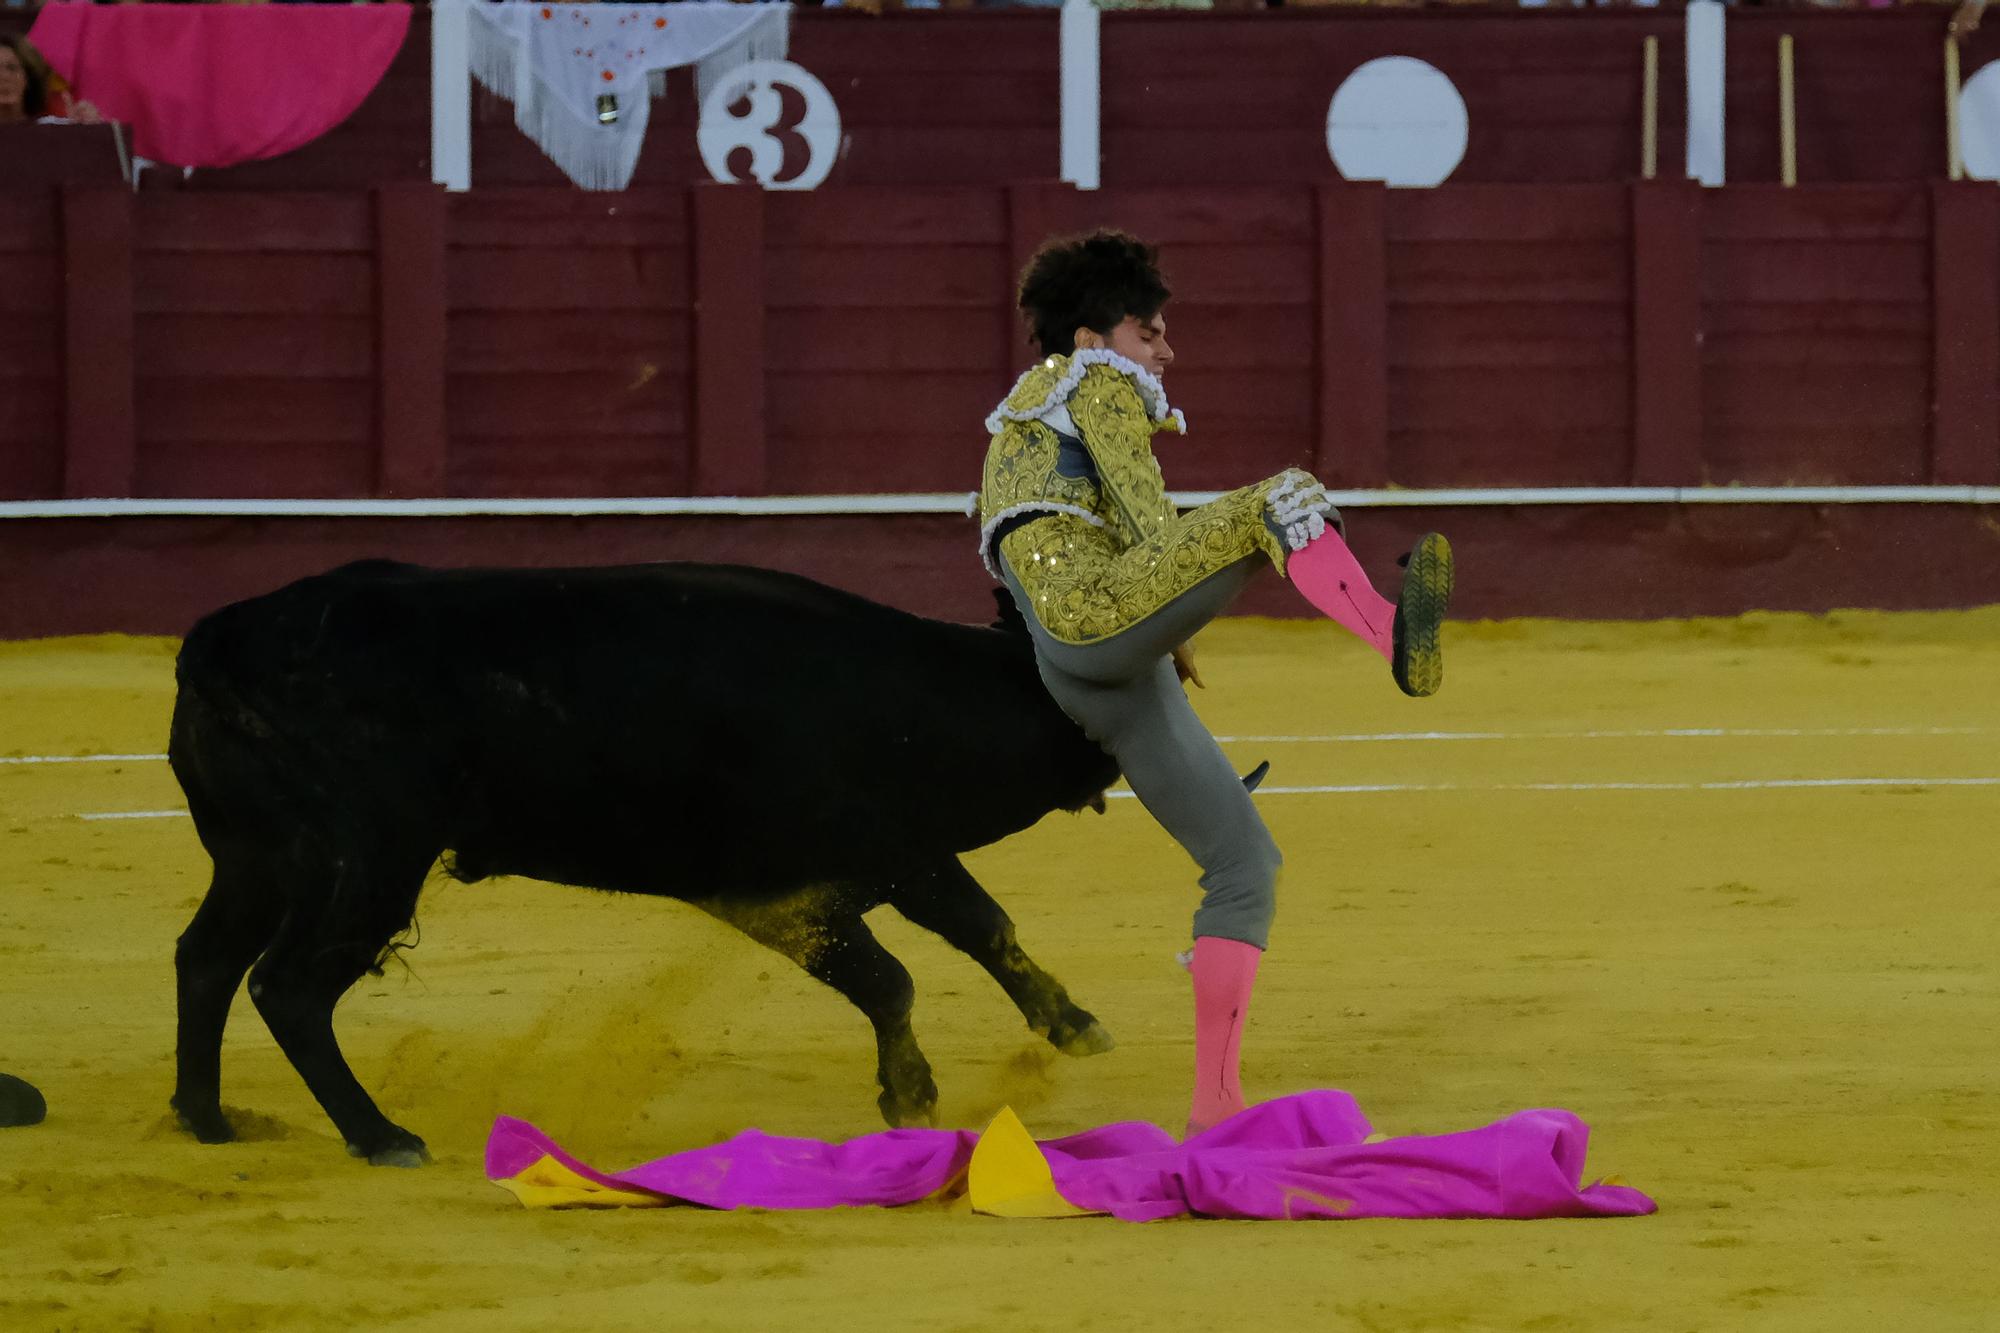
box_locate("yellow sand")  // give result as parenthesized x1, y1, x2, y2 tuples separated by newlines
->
(2, 612, 1997, 1331)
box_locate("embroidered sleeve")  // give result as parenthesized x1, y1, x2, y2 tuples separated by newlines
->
(1065, 364, 1180, 548)
(976, 417, 1109, 576)
(998, 478, 1282, 646)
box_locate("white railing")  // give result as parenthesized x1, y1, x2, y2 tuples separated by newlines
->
(7, 487, 1998, 521)
(431, 0, 472, 192)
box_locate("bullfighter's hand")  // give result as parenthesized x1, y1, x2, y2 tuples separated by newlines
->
(1172, 642, 1204, 690)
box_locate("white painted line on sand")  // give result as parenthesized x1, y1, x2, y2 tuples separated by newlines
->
(10, 725, 1987, 769)
(1211, 726, 1989, 744)
(3, 753, 169, 765)
(70, 774, 2000, 820)
(1108, 776, 2000, 798)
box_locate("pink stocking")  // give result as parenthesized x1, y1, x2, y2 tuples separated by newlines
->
(1287, 531, 1395, 661)
(1187, 936, 1262, 1137)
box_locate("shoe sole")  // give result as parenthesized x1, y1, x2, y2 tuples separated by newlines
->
(1392, 533, 1453, 698)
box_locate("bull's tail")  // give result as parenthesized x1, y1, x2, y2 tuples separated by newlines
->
(169, 587, 442, 958)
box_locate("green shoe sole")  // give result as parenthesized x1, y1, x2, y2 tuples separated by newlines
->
(1391, 533, 1454, 698)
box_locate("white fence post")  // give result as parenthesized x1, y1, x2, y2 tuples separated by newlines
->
(1060, 0, 1101, 191)
(432, 0, 473, 192)
(1686, 0, 1725, 186)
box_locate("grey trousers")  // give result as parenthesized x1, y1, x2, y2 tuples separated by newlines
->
(1000, 553, 1282, 949)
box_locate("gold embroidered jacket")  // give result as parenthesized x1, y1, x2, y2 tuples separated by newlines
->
(976, 351, 1337, 647)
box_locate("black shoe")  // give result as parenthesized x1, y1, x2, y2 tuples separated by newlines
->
(1390, 533, 1453, 698)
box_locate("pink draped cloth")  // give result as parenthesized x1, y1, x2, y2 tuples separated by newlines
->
(27, 4, 410, 169)
(486, 1090, 1656, 1221)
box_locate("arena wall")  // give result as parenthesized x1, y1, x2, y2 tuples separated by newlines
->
(2, 7, 1997, 635)
(10, 180, 1997, 499)
(7, 8, 1991, 190)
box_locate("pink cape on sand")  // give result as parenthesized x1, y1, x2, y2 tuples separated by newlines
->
(486, 1090, 1656, 1222)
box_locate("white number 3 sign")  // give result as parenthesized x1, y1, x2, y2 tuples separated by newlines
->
(697, 61, 842, 191)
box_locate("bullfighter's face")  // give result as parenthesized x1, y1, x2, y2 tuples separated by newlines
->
(1074, 312, 1174, 383)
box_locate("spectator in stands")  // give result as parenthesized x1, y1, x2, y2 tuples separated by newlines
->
(0, 34, 102, 126)
(1951, 0, 1985, 42)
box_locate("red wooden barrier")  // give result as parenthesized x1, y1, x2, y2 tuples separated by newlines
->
(0, 192, 62, 500)
(6, 178, 1997, 504)
(1931, 181, 2000, 484)
(1317, 182, 1389, 488)
(3, 503, 1994, 640)
(1631, 178, 1704, 486)
(61, 187, 135, 498)
(130, 192, 377, 498)
(376, 183, 449, 496)
(1701, 185, 1933, 485)
(694, 183, 768, 496)
(445, 190, 693, 496)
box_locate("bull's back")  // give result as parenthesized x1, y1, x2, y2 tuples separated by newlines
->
(173, 561, 1108, 892)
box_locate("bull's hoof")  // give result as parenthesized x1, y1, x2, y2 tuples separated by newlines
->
(347, 1128, 431, 1168)
(877, 1086, 940, 1129)
(171, 1098, 235, 1145)
(1056, 1021, 1116, 1057)
(1, 1073, 47, 1128)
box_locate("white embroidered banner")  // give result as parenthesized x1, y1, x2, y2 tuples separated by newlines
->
(468, 1, 788, 191)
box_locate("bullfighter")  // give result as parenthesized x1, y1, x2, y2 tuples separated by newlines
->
(976, 230, 1454, 1136)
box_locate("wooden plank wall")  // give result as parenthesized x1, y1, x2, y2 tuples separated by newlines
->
(1723, 11, 1950, 186)
(1102, 11, 1689, 188)
(1702, 186, 1934, 484)
(1386, 186, 1634, 486)
(0, 194, 63, 500)
(764, 189, 1010, 494)
(132, 194, 378, 497)
(446, 190, 693, 496)
(10, 180, 1998, 502)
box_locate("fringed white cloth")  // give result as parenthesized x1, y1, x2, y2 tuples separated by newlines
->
(468, 2, 788, 192)
(984, 349, 1186, 439)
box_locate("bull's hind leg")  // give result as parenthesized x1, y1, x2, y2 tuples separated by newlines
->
(702, 892, 939, 1127)
(888, 859, 1114, 1057)
(172, 850, 288, 1143)
(247, 855, 433, 1166)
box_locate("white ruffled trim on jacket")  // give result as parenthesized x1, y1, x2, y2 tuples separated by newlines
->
(983, 349, 1186, 438)
(976, 502, 1109, 579)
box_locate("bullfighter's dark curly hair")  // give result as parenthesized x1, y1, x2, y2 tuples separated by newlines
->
(1016, 230, 1171, 357)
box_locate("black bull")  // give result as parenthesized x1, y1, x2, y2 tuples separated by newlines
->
(169, 559, 1158, 1165)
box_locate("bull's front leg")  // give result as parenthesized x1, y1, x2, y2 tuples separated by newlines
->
(820, 920, 940, 1129)
(888, 859, 1114, 1057)
(699, 893, 939, 1127)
